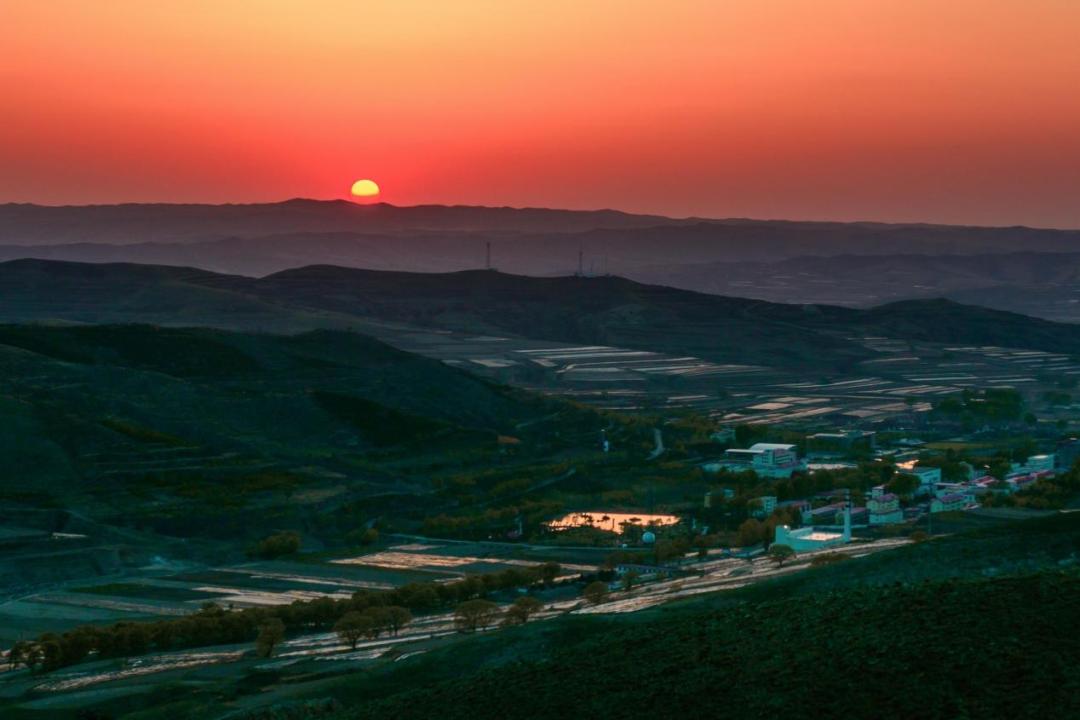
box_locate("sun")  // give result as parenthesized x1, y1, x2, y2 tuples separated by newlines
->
(350, 179, 380, 199)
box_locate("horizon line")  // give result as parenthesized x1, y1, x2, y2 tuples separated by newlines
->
(0, 197, 1077, 232)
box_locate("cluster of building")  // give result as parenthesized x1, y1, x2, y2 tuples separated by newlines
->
(704, 432, 1076, 554)
(759, 451, 1063, 539)
(923, 453, 1058, 511)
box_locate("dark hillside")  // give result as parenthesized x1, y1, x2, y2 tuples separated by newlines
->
(251, 266, 869, 370)
(340, 571, 1080, 720)
(254, 265, 1080, 364)
(4, 260, 1080, 374)
(0, 324, 593, 540)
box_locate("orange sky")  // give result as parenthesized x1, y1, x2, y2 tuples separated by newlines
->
(2, 1, 1080, 227)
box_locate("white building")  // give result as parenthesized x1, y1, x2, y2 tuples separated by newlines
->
(751, 495, 777, 518)
(707, 443, 802, 479)
(774, 503, 851, 552)
(867, 493, 903, 525)
(1012, 454, 1055, 475)
(895, 463, 941, 497)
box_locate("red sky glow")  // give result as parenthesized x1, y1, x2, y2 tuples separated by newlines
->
(2, 1, 1080, 227)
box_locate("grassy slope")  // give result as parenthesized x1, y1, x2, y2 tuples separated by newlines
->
(330, 515, 1080, 720)
(337, 573, 1080, 720)
(7, 260, 1080, 376)
(3, 510, 1078, 719)
(0, 324, 601, 540)
(249, 266, 1080, 362)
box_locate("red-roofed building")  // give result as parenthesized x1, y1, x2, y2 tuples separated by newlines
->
(931, 493, 969, 513)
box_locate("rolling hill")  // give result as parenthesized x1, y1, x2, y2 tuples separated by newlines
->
(4, 202, 1079, 322)
(629, 251, 1080, 321)
(0, 323, 598, 539)
(3, 259, 1080, 376)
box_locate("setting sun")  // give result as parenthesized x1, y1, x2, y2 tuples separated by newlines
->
(350, 179, 380, 199)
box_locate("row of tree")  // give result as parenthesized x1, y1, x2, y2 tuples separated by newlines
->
(333, 606, 414, 650)
(7, 562, 563, 674)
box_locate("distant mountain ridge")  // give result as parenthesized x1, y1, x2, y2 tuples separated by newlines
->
(2, 202, 1078, 322)
(629, 251, 1080, 321)
(0, 199, 698, 246)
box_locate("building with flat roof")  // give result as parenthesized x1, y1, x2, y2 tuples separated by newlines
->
(775, 503, 852, 552)
(867, 493, 903, 525)
(705, 442, 803, 478)
(751, 495, 777, 518)
(931, 493, 969, 513)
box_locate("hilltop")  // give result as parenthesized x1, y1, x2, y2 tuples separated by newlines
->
(4, 260, 1080, 376)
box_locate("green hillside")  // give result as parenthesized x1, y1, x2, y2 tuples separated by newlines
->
(0, 324, 603, 541)
(59, 513, 1077, 720)
(6, 260, 1080, 375)
(254, 265, 1080, 364)
(339, 571, 1080, 720)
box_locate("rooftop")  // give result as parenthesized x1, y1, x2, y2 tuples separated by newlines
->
(749, 442, 797, 451)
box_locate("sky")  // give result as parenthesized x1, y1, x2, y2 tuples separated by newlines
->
(2, 0, 1080, 227)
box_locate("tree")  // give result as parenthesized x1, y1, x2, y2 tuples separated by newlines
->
(347, 527, 379, 546)
(583, 581, 609, 605)
(15, 642, 45, 673)
(334, 611, 375, 650)
(250, 531, 301, 559)
(382, 606, 413, 636)
(255, 618, 285, 658)
(538, 562, 561, 587)
(736, 518, 765, 547)
(768, 544, 796, 568)
(8, 640, 32, 671)
(454, 600, 501, 633)
(621, 570, 640, 592)
(885, 473, 920, 497)
(502, 596, 543, 626)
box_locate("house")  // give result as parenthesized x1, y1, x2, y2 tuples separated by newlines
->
(807, 430, 876, 455)
(614, 563, 679, 580)
(1012, 454, 1055, 475)
(706, 442, 802, 478)
(777, 498, 812, 516)
(911, 466, 942, 486)
(894, 463, 941, 497)
(931, 493, 968, 513)
(803, 502, 847, 526)
(867, 493, 903, 525)
(750, 495, 777, 518)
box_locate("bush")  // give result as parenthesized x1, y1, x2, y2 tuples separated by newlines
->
(250, 531, 301, 559)
(582, 581, 609, 605)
